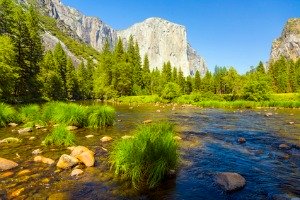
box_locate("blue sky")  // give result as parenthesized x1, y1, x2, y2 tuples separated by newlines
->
(62, 0, 300, 74)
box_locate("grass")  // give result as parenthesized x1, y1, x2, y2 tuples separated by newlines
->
(42, 124, 75, 146)
(19, 104, 44, 127)
(86, 105, 115, 128)
(110, 122, 179, 189)
(0, 103, 19, 127)
(117, 95, 163, 104)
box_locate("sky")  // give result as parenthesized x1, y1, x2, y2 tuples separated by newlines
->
(61, 0, 300, 74)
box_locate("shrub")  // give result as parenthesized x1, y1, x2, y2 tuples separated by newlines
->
(43, 124, 75, 146)
(161, 82, 181, 100)
(0, 103, 18, 127)
(86, 105, 115, 128)
(242, 80, 270, 101)
(110, 122, 179, 189)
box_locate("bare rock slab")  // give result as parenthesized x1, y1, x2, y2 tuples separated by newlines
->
(57, 154, 78, 169)
(0, 157, 18, 171)
(215, 172, 246, 192)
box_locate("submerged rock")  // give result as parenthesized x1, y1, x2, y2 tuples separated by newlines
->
(34, 156, 55, 165)
(0, 171, 14, 179)
(0, 157, 18, 171)
(17, 169, 31, 176)
(279, 144, 291, 150)
(265, 112, 273, 117)
(85, 135, 94, 138)
(122, 135, 133, 139)
(57, 154, 79, 169)
(173, 136, 182, 140)
(71, 169, 83, 176)
(71, 146, 95, 167)
(10, 188, 24, 198)
(32, 149, 43, 155)
(67, 126, 78, 131)
(0, 189, 7, 199)
(215, 172, 246, 192)
(238, 137, 246, 144)
(100, 136, 112, 142)
(29, 137, 36, 141)
(0, 137, 21, 144)
(8, 123, 18, 127)
(143, 119, 152, 124)
(18, 127, 33, 134)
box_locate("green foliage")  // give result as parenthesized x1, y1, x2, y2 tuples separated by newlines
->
(86, 105, 115, 128)
(242, 79, 270, 101)
(43, 124, 75, 146)
(161, 82, 182, 100)
(110, 122, 178, 189)
(19, 104, 43, 127)
(117, 95, 162, 103)
(0, 103, 18, 127)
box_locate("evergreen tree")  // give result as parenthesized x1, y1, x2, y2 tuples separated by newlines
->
(0, 0, 15, 35)
(77, 62, 87, 99)
(172, 67, 178, 82)
(194, 70, 201, 92)
(53, 43, 67, 97)
(185, 76, 193, 94)
(142, 54, 151, 93)
(150, 68, 161, 94)
(201, 71, 214, 93)
(85, 59, 94, 98)
(66, 58, 79, 100)
(256, 61, 265, 74)
(177, 68, 185, 92)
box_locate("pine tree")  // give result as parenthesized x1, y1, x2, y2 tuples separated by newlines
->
(53, 43, 67, 97)
(85, 59, 94, 98)
(185, 76, 193, 94)
(177, 68, 185, 92)
(256, 61, 265, 74)
(202, 71, 214, 93)
(194, 70, 201, 92)
(142, 54, 151, 93)
(0, 0, 15, 35)
(288, 60, 297, 92)
(172, 67, 178, 82)
(77, 62, 87, 99)
(66, 58, 79, 100)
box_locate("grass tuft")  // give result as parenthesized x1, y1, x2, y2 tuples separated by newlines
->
(19, 104, 43, 127)
(43, 124, 75, 146)
(110, 122, 179, 189)
(0, 103, 19, 127)
(86, 105, 115, 128)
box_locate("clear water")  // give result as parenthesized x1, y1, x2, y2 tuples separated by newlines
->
(0, 103, 299, 199)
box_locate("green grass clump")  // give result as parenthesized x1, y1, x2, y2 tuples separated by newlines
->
(117, 95, 162, 103)
(43, 124, 75, 146)
(86, 105, 115, 128)
(42, 102, 87, 127)
(19, 104, 43, 127)
(110, 122, 179, 189)
(0, 103, 18, 127)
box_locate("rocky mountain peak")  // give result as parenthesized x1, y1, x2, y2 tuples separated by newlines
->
(270, 18, 300, 61)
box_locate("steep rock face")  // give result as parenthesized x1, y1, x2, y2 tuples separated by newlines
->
(117, 18, 207, 76)
(270, 18, 300, 61)
(38, 0, 207, 76)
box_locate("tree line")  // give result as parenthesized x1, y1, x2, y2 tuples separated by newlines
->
(0, 0, 299, 103)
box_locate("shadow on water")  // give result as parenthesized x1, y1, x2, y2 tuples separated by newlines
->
(0, 103, 300, 199)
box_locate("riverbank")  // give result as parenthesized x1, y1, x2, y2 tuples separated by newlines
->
(115, 93, 300, 108)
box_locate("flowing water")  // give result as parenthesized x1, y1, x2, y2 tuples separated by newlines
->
(0, 103, 299, 200)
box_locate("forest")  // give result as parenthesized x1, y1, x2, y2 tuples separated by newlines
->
(0, 0, 300, 104)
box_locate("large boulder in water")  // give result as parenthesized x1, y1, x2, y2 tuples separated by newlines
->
(57, 154, 78, 169)
(215, 172, 246, 192)
(70, 146, 95, 167)
(0, 157, 18, 171)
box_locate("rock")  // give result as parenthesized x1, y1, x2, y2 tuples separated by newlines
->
(71, 169, 83, 176)
(288, 122, 295, 125)
(0, 137, 21, 143)
(34, 156, 55, 165)
(0, 171, 14, 179)
(129, 107, 133, 110)
(238, 137, 246, 144)
(122, 135, 133, 139)
(100, 136, 112, 142)
(76, 151, 95, 167)
(173, 136, 182, 140)
(57, 154, 79, 169)
(167, 169, 176, 178)
(10, 188, 24, 198)
(17, 169, 31, 176)
(18, 127, 33, 134)
(156, 109, 161, 113)
(32, 149, 43, 155)
(143, 119, 152, 124)
(85, 135, 94, 138)
(67, 146, 76, 151)
(215, 172, 246, 192)
(48, 192, 70, 200)
(279, 143, 291, 150)
(67, 126, 78, 131)
(8, 123, 18, 127)
(70, 146, 90, 157)
(0, 157, 18, 171)
(35, 124, 45, 129)
(29, 136, 36, 140)
(265, 113, 273, 117)
(42, 178, 50, 183)
(0, 189, 7, 199)
(117, 119, 122, 122)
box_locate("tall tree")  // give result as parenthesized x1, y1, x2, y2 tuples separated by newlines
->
(194, 70, 201, 92)
(142, 54, 151, 93)
(66, 58, 79, 100)
(0, 0, 15, 35)
(53, 43, 67, 97)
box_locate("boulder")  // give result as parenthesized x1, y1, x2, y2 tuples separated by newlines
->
(57, 154, 78, 169)
(238, 137, 246, 144)
(66, 126, 78, 131)
(71, 169, 83, 176)
(143, 119, 152, 124)
(0, 137, 21, 143)
(34, 156, 55, 165)
(279, 144, 291, 150)
(70, 146, 90, 157)
(18, 127, 32, 134)
(215, 172, 246, 192)
(100, 136, 112, 142)
(265, 112, 273, 117)
(8, 123, 18, 127)
(76, 151, 95, 167)
(0, 157, 18, 171)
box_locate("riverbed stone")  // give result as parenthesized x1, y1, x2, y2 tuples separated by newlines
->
(48, 192, 69, 200)
(71, 168, 83, 176)
(0, 171, 14, 179)
(8, 123, 18, 127)
(143, 119, 152, 124)
(35, 124, 45, 129)
(76, 151, 95, 167)
(100, 136, 112, 142)
(215, 172, 246, 192)
(57, 154, 79, 169)
(29, 136, 36, 141)
(174, 136, 182, 140)
(156, 109, 161, 113)
(70, 146, 90, 157)
(10, 188, 24, 198)
(122, 135, 133, 139)
(0, 137, 20, 143)
(18, 127, 32, 134)
(288, 122, 295, 125)
(265, 112, 273, 117)
(17, 169, 31, 176)
(67, 126, 78, 131)
(85, 135, 94, 138)
(238, 137, 246, 144)
(279, 144, 291, 150)
(34, 156, 55, 165)
(0, 157, 18, 171)
(32, 149, 43, 155)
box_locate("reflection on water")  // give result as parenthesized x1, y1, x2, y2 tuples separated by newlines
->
(0, 103, 299, 199)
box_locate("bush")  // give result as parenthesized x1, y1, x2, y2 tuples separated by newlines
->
(161, 82, 181, 100)
(242, 80, 270, 101)
(0, 103, 18, 127)
(86, 105, 115, 128)
(110, 122, 179, 189)
(43, 124, 75, 146)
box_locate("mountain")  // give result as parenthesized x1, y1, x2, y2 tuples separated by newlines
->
(270, 18, 300, 61)
(37, 0, 207, 76)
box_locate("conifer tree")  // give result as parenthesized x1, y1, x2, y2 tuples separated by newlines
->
(0, 0, 15, 35)
(142, 54, 151, 93)
(53, 43, 67, 97)
(66, 58, 79, 100)
(194, 70, 201, 92)
(177, 68, 185, 92)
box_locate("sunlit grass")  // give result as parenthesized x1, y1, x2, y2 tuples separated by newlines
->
(42, 124, 75, 146)
(19, 104, 44, 127)
(86, 105, 115, 128)
(110, 122, 179, 189)
(0, 103, 19, 127)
